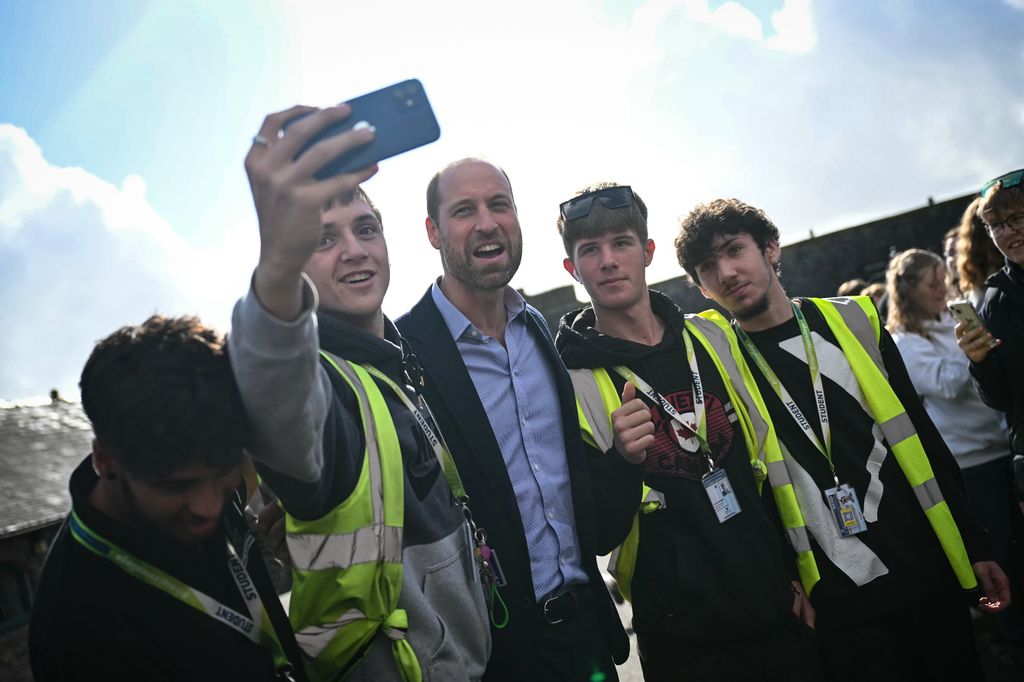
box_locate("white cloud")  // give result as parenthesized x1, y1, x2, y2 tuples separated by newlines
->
(631, 0, 818, 56)
(766, 0, 818, 53)
(0, 124, 249, 400)
(1005, 0, 1024, 11)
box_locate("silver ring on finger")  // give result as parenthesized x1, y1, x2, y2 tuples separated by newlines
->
(252, 134, 270, 148)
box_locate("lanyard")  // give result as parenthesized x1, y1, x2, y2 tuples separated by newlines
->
(363, 364, 506, 623)
(736, 302, 837, 483)
(610, 327, 714, 470)
(68, 509, 290, 668)
(363, 365, 469, 502)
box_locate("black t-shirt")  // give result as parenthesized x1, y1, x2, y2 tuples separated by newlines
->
(740, 299, 985, 627)
(599, 327, 796, 644)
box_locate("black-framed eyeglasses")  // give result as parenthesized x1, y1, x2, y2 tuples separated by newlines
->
(559, 185, 634, 222)
(981, 168, 1024, 198)
(986, 213, 1024, 237)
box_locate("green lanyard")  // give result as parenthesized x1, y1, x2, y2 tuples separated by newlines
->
(69, 509, 292, 674)
(736, 302, 837, 484)
(611, 327, 714, 470)
(363, 365, 469, 502)
(363, 364, 509, 628)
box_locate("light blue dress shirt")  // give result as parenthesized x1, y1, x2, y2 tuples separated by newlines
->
(431, 282, 587, 600)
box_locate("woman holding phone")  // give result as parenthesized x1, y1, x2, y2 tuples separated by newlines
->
(888, 248, 1024, 648)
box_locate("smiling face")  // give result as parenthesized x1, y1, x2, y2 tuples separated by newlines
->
(305, 198, 390, 333)
(694, 232, 782, 322)
(986, 210, 1024, 266)
(564, 228, 654, 314)
(426, 160, 522, 294)
(122, 461, 244, 543)
(910, 262, 949, 318)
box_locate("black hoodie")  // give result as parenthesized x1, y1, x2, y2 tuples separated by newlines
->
(973, 260, 1024, 454)
(556, 290, 796, 646)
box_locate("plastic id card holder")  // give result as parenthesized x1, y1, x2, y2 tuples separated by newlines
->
(825, 483, 868, 536)
(702, 468, 742, 523)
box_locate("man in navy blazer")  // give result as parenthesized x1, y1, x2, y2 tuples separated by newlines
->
(396, 158, 628, 681)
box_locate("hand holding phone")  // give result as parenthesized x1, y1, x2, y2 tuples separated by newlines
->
(285, 79, 441, 179)
(949, 300, 1000, 362)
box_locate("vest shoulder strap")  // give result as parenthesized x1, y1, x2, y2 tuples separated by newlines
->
(569, 367, 619, 453)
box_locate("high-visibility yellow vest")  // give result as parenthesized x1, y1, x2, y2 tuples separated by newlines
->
(283, 352, 421, 682)
(699, 296, 977, 590)
(806, 296, 976, 588)
(569, 315, 819, 601)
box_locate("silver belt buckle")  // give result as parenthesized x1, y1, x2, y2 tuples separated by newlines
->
(542, 591, 574, 625)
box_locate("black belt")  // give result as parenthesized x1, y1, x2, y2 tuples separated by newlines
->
(537, 585, 591, 625)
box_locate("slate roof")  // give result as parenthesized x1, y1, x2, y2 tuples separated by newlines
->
(0, 399, 93, 539)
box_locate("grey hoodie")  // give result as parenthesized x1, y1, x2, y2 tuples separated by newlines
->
(228, 277, 490, 681)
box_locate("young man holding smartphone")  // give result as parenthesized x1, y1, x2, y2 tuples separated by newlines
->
(553, 183, 820, 681)
(675, 198, 1010, 681)
(229, 106, 490, 681)
(960, 168, 1024, 499)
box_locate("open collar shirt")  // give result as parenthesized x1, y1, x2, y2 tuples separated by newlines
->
(431, 281, 586, 600)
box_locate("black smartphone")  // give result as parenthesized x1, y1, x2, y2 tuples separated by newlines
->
(286, 79, 440, 179)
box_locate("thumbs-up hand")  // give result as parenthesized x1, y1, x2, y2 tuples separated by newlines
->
(611, 381, 655, 464)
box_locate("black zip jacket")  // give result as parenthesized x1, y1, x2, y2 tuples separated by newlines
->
(556, 291, 797, 646)
(30, 458, 305, 682)
(972, 260, 1024, 455)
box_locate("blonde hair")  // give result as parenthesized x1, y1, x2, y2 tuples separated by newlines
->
(886, 249, 944, 337)
(957, 197, 1003, 292)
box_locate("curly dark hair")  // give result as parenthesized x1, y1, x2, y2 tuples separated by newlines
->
(80, 315, 251, 480)
(556, 183, 649, 257)
(675, 198, 782, 285)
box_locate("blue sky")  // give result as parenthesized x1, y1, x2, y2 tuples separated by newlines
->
(2, 0, 1023, 400)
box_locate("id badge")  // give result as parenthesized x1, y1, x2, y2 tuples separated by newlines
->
(702, 468, 742, 523)
(479, 543, 507, 587)
(825, 483, 868, 536)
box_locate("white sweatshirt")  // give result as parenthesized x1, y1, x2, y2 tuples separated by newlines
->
(892, 314, 1009, 469)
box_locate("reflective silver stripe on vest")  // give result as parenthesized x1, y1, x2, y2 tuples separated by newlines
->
(687, 317, 771, 456)
(879, 412, 916, 447)
(913, 478, 944, 511)
(295, 608, 367, 656)
(324, 352, 386, 528)
(288, 525, 404, 572)
(824, 297, 887, 376)
(766, 459, 789, 483)
(644, 488, 666, 508)
(569, 368, 615, 453)
(786, 526, 812, 553)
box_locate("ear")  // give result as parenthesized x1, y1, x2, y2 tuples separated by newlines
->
(698, 285, 714, 301)
(563, 258, 581, 282)
(425, 217, 441, 251)
(644, 239, 656, 267)
(91, 439, 119, 480)
(764, 239, 781, 266)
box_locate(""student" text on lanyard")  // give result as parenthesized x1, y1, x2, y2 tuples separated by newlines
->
(735, 302, 867, 536)
(611, 327, 741, 523)
(68, 509, 296, 676)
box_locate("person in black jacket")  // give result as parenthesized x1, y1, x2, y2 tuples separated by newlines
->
(677, 198, 1010, 682)
(396, 158, 628, 681)
(961, 168, 1024, 476)
(553, 183, 820, 682)
(30, 315, 306, 682)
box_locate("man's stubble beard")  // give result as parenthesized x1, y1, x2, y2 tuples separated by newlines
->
(440, 235, 523, 291)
